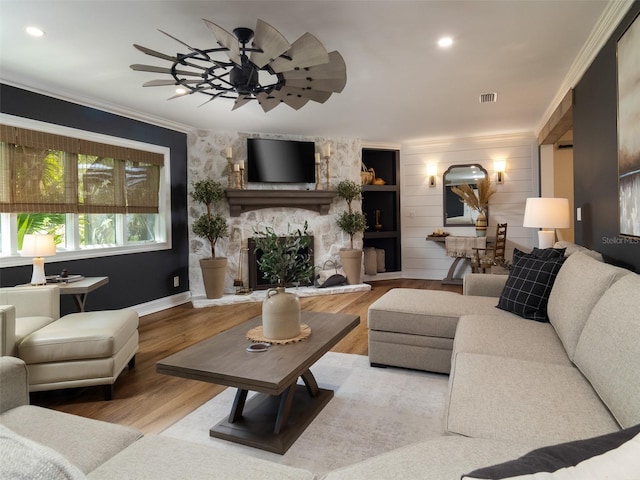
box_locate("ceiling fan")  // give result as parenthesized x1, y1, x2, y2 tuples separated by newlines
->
(130, 19, 347, 112)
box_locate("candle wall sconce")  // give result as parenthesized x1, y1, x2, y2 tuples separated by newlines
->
(323, 143, 331, 189)
(226, 147, 234, 188)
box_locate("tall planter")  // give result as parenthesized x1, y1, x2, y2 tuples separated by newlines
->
(339, 248, 363, 285)
(200, 257, 227, 299)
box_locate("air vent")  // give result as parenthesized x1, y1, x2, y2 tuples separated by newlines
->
(479, 92, 498, 103)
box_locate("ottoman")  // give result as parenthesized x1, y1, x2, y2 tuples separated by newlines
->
(367, 288, 511, 373)
(17, 309, 139, 399)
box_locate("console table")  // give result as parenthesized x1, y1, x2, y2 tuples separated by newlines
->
(57, 276, 109, 312)
(426, 236, 493, 286)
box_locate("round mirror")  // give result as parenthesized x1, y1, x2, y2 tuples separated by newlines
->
(443, 164, 488, 226)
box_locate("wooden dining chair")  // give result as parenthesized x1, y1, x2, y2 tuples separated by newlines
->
(471, 223, 508, 273)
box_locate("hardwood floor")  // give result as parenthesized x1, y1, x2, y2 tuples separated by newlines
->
(32, 279, 461, 434)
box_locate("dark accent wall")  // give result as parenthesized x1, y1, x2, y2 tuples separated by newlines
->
(573, 2, 640, 273)
(0, 84, 189, 314)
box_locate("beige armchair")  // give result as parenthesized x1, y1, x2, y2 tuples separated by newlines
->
(0, 286, 138, 400)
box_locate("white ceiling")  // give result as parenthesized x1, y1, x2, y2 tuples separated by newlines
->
(0, 1, 618, 144)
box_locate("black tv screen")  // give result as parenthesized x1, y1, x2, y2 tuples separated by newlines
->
(247, 138, 316, 183)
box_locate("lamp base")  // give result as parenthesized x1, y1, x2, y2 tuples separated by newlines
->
(537, 230, 555, 249)
(30, 256, 47, 285)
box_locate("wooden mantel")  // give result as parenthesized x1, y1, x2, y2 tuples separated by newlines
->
(225, 189, 337, 217)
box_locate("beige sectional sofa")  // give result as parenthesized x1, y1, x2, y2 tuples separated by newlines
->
(2, 242, 639, 478)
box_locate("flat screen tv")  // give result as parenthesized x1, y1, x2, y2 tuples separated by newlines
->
(247, 138, 316, 183)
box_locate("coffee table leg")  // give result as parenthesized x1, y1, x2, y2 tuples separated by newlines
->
(300, 370, 319, 397)
(229, 389, 248, 423)
(274, 385, 296, 434)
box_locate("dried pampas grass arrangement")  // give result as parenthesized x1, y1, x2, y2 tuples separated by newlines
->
(451, 176, 496, 213)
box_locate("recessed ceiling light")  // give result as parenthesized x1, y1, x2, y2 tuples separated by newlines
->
(438, 36, 453, 48)
(175, 87, 187, 95)
(25, 26, 45, 37)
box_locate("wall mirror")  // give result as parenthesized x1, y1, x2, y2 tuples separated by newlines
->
(443, 164, 488, 226)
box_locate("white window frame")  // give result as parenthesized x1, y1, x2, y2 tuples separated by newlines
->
(0, 113, 172, 268)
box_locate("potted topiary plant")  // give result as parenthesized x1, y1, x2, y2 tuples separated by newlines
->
(336, 179, 367, 285)
(252, 222, 315, 340)
(191, 179, 229, 299)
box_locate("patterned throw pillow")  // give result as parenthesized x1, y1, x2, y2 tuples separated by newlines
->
(497, 252, 567, 322)
(512, 247, 566, 262)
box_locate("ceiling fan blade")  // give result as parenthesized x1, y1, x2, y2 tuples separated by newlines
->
(130, 64, 201, 77)
(283, 77, 345, 93)
(279, 86, 332, 104)
(263, 88, 309, 110)
(202, 19, 241, 65)
(232, 95, 253, 110)
(133, 44, 178, 63)
(255, 92, 282, 113)
(158, 29, 197, 51)
(143, 79, 203, 87)
(270, 33, 329, 73)
(250, 19, 291, 68)
(281, 51, 346, 91)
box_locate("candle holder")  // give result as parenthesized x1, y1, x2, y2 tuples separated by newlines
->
(324, 155, 330, 189)
(233, 169, 241, 189)
(315, 162, 323, 190)
(323, 143, 331, 189)
(240, 165, 246, 189)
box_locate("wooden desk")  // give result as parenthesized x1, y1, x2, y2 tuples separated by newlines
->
(55, 277, 109, 312)
(426, 236, 493, 286)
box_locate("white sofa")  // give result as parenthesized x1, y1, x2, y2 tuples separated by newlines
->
(0, 286, 138, 399)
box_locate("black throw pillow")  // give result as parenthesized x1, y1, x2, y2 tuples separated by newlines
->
(497, 253, 566, 322)
(462, 423, 640, 479)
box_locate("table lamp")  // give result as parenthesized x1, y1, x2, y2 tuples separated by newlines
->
(21, 234, 56, 285)
(523, 197, 570, 249)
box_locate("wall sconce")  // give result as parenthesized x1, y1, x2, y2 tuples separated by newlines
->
(494, 159, 506, 184)
(426, 164, 438, 187)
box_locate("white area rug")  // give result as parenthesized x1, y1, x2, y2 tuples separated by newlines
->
(161, 352, 449, 477)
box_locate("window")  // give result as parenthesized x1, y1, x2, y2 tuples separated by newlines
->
(0, 115, 171, 267)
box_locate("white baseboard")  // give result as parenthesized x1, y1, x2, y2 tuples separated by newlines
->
(133, 291, 191, 317)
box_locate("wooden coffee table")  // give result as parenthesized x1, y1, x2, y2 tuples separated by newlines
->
(156, 311, 360, 454)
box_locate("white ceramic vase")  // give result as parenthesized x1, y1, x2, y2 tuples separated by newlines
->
(261, 287, 301, 340)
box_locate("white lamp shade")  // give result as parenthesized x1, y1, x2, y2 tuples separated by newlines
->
(523, 198, 570, 229)
(21, 234, 56, 257)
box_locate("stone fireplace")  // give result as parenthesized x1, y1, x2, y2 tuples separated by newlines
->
(187, 129, 364, 300)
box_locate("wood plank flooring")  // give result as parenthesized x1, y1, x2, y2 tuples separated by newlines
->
(31, 279, 461, 434)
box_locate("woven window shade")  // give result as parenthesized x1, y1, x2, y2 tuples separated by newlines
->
(125, 162, 161, 214)
(0, 124, 163, 214)
(0, 145, 78, 213)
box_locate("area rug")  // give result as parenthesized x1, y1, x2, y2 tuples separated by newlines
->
(161, 352, 449, 477)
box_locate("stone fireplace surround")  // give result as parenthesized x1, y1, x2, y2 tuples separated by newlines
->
(188, 130, 366, 302)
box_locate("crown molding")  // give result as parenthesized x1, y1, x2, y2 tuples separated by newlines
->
(535, 0, 635, 137)
(1, 78, 193, 134)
